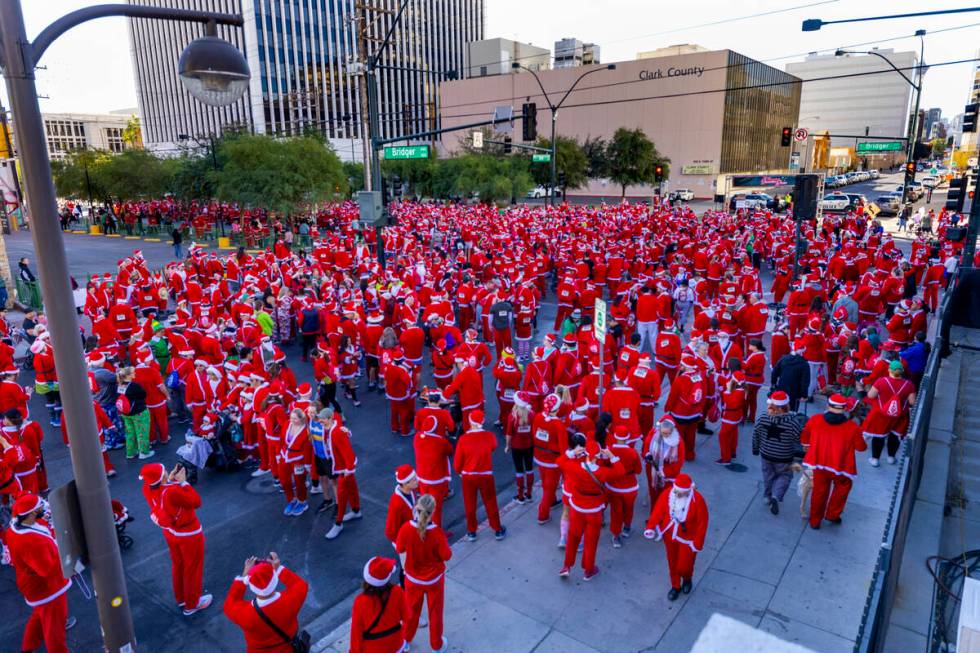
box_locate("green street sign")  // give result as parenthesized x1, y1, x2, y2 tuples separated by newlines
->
(532, 153, 551, 163)
(856, 141, 903, 153)
(384, 145, 430, 160)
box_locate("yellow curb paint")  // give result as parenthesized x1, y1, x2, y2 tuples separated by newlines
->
(143, 238, 162, 242)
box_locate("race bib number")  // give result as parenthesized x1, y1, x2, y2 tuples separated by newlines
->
(503, 389, 516, 401)
(693, 389, 703, 403)
(885, 398, 901, 417)
(635, 368, 647, 378)
(535, 428, 550, 442)
(659, 339, 669, 348)
(619, 409, 631, 420)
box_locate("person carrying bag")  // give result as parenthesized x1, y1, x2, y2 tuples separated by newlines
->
(223, 552, 310, 653)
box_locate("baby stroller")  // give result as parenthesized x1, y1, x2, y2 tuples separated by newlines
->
(112, 499, 135, 550)
(175, 408, 242, 484)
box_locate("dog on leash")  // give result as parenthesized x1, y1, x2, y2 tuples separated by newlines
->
(791, 463, 813, 518)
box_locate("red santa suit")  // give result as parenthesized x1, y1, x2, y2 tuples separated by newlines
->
(664, 361, 706, 461)
(348, 563, 409, 653)
(557, 444, 624, 576)
(385, 470, 417, 546)
(628, 356, 662, 435)
(443, 360, 484, 423)
(158, 481, 207, 611)
(279, 421, 311, 506)
(531, 400, 568, 524)
(384, 360, 415, 437)
(654, 327, 683, 383)
(645, 474, 709, 593)
(601, 376, 641, 442)
(606, 430, 643, 538)
(222, 563, 309, 653)
(802, 401, 867, 529)
(491, 357, 522, 425)
(395, 518, 452, 652)
(326, 421, 361, 525)
(413, 419, 453, 527)
(453, 413, 503, 535)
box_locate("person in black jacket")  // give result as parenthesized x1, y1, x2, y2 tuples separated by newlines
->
(771, 347, 810, 412)
(752, 390, 803, 515)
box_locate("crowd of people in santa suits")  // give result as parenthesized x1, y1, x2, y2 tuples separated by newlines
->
(0, 193, 964, 652)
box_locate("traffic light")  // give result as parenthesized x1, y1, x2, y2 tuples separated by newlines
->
(946, 176, 968, 212)
(522, 102, 537, 141)
(503, 136, 512, 154)
(654, 164, 664, 182)
(904, 161, 916, 183)
(780, 127, 792, 147)
(963, 102, 979, 133)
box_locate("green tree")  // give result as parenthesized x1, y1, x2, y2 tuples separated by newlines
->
(170, 154, 217, 201)
(930, 138, 947, 158)
(582, 135, 610, 178)
(606, 127, 669, 198)
(51, 148, 112, 202)
(122, 115, 142, 148)
(453, 154, 532, 205)
(343, 162, 365, 194)
(101, 149, 178, 201)
(530, 136, 588, 192)
(213, 134, 347, 219)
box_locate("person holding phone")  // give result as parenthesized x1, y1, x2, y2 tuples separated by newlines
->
(223, 551, 309, 652)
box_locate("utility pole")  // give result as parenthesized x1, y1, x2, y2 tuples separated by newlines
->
(354, 6, 374, 191)
(0, 99, 25, 232)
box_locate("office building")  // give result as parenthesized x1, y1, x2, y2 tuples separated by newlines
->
(128, 0, 483, 152)
(40, 111, 139, 159)
(439, 49, 800, 198)
(923, 107, 942, 140)
(554, 38, 600, 68)
(468, 38, 549, 77)
(785, 48, 917, 161)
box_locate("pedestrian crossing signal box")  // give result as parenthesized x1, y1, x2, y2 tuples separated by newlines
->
(357, 191, 385, 226)
(48, 480, 88, 578)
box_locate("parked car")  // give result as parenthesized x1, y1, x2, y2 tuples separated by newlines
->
(745, 192, 783, 210)
(527, 186, 558, 199)
(920, 176, 939, 189)
(820, 193, 851, 211)
(869, 170, 880, 179)
(844, 193, 868, 208)
(669, 189, 695, 201)
(895, 184, 921, 201)
(874, 194, 901, 215)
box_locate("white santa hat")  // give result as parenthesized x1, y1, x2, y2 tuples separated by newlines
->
(363, 557, 396, 587)
(246, 562, 281, 597)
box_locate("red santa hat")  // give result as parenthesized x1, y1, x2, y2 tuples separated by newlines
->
(807, 318, 821, 331)
(673, 473, 694, 492)
(297, 383, 312, 396)
(363, 556, 397, 587)
(13, 493, 42, 517)
(468, 410, 485, 428)
(638, 353, 652, 366)
(395, 465, 416, 484)
(532, 346, 545, 360)
(421, 415, 439, 434)
(465, 328, 478, 341)
(828, 393, 849, 409)
(562, 334, 577, 348)
(247, 562, 281, 597)
(543, 393, 560, 414)
(732, 371, 746, 385)
(767, 390, 790, 407)
(681, 354, 698, 369)
(86, 352, 106, 367)
(659, 415, 677, 429)
(500, 357, 517, 370)
(514, 391, 532, 410)
(572, 397, 589, 415)
(138, 462, 166, 486)
(613, 425, 630, 441)
(662, 318, 675, 331)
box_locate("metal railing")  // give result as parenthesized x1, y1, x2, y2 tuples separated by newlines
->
(852, 285, 954, 652)
(15, 278, 42, 310)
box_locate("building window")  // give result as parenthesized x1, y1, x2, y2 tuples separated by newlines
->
(43, 118, 87, 158)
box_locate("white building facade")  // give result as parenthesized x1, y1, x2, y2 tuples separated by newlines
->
(40, 112, 135, 159)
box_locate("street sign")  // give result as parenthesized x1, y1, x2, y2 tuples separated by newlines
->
(856, 141, 903, 153)
(594, 298, 607, 341)
(532, 153, 551, 163)
(472, 132, 483, 149)
(383, 145, 430, 160)
(793, 127, 809, 142)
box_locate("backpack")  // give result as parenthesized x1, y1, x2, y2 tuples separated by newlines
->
(165, 370, 182, 390)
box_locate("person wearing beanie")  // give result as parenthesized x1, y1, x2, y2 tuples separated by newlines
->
(770, 342, 810, 413)
(606, 426, 643, 547)
(349, 556, 409, 653)
(5, 493, 76, 653)
(801, 394, 867, 529)
(385, 465, 419, 546)
(752, 390, 803, 515)
(861, 360, 916, 467)
(644, 473, 709, 601)
(453, 410, 506, 541)
(223, 552, 309, 652)
(532, 393, 569, 524)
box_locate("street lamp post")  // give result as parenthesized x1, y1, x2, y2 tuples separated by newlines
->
(835, 31, 925, 206)
(512, 62, 617, 206)
(0, 2, 248, 650)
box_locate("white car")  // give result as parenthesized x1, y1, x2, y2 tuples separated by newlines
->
(920, 176, 938, 189)
(820, 193, 851, 211)
(672, 189, 695, 201)
(527, 186, 551, 199)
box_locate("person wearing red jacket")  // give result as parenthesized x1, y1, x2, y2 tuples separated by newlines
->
(280, 408, 312, 517)
(396, 494, 452, 653)
(443, 355, 483, 424)
(922, 258, 945, 311)
(135, 354, 170, 444)
(862, 362, 916, 467)
(644, 473, 709, 601)
(0, 371, 31, 419)
(31, 337, 61, 427)
(5, 494, 75, 653)
(384, 351, 415, 437)
(108, 296, 138, 351)
(635, 286, 659, 352)
(429, 338, 455, 390)
(223, 552, 309, 653)
(607, 426, 642, 547)
(323, 407, 362, 539)
(743, 340, 767, 423)
(557, 441, 624, 580)
(664, 355, 706, 461)
(385, 465, 418, 546)
(1, 417, 38, 495)
(628, 353, 662, 436)
(413, 415, 454, 528)
(505, 391, 536, 504)
(655, 320, 683, 383)
(602, 369, 641, 439)
(521, 346, 553, 412)
(156, 463, 213, 615)
(491, 353, 522, 426)
(642, 416, 686, 509)
(717, 373, 747, 465)
(532, 394, 568, 524)
(349, 556, 409, 653)
(802, 394, 867, 529)
(453, 410, 506, 540)
(414, 389, 455, 438)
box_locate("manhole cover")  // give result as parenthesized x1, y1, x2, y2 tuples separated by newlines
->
(725, 463, 748, 473)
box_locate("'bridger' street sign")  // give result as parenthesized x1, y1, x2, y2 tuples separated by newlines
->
(856, 141, 903, 153)
(384, 145, 430, 160)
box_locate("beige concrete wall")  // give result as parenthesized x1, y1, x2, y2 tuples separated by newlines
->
(439, 50, 730, 199)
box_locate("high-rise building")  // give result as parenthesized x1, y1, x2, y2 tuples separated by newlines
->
(923, 107, 942, 140)
(785, 49, 917, 162)
(467, 38, 549, 77)
(128, 0, 484, 153)
(553, 38, 600, 68)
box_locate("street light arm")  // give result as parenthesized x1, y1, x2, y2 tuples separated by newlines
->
(30, 4, 243, 66)
(555, 66, 607, 111)
(369, 0, 411, 69)
(513, 63, 554, 111)
(839, 49, 918, 89)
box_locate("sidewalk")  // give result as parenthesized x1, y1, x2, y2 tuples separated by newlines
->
(315, 413, 900, 653)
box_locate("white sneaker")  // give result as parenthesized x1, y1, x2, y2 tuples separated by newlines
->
(342, 510, 363, 522)
(869, 457, 880, 468)
(138, 451, 155, 460)
(325, 523, 344, 540)
(558, 536, 566, 549)
(182, 593, 213, 616)
(251, 468, 270, 478)
(886, 456, 896, 465)
(310, 484, 323, 495)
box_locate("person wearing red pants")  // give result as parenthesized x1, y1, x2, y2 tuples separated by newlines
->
(384, 350, 415, 437)
(557, 441, 624, 580)
(323, 407, 362, 540)
(396, 494, 452, 653)
(5, 493, 75, 653)
(665, 355, 706, 461)
(135, 352, 170, 444)
(453, 410, 507, 541)
(444, 355, 484, 424)
(279, 408, 311, 517)
(716, 373, 747, 465)
(532, 394, 568, 524)
(491, 352, 522, 427)
(644, 473, 709, 601)
(802, 394, 867, 529)
(743, 340, 767, 423)
(261, 389, 288, 484)
(642, 417, 686, 511)
(158, 463, 213, 616)
(414, 415, 453, 528)
(607, 426, 642, 547)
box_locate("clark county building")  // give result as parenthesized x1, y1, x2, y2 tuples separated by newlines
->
(438, 46, 801, 200)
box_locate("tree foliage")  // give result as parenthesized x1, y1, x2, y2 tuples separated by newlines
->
(212, 134, 347, 216)
(582, 136, 610, 178)
(51, 148, 112, 202)
(530, 136, 588, 191)
(606, 127, 669, 197)
(122, 116, 142, 148)
(51, 147, 176, 202)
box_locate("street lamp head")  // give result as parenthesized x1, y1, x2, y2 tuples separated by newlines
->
(511, 62, 520, 69)
(801, 18, 823, 32)
(834, 49, 846, 57)
(915, 29, 926, 37)
(178, 35, 250, 107)
(606, 64, 616, 70)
